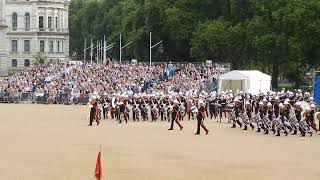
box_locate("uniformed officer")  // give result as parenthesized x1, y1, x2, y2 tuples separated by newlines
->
(244, 101, 254, 130)
(195, 99, 209, 135)
(168, 100, 183, 131)
(232, 98, 243, 128)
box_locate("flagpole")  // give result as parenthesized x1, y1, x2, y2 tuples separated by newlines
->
(96, 40, 99, 63)
(100, 40, 103, 64)
(103, 36, 106, 63)
(119, 34, 122, 63)
(90, 38, 93, 64)
(83, 37, 86, 63)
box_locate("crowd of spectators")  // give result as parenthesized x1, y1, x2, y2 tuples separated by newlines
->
(0, 61, 226, 104)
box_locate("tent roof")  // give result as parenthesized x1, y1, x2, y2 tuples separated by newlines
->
(218, 70, 271, 80)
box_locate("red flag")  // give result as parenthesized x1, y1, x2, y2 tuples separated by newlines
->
(94, 148, 102, 180)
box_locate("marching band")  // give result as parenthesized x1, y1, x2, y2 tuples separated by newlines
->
(87, 89, 320, 137)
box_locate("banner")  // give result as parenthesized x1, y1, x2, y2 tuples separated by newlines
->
(314, 76, 320, 105)
(95, 148, 102, 180)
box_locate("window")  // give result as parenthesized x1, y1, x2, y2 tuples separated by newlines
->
(57, 41, 60, 52)
(40, 40, 45, 52)
(48, 17, 52, 29)
(24, 40, 30, 52)
(12, 13, 17, 30)
(11, 40, 17, 52)
(39, 16, 43, 29)
(25, 13, 30, 30)
(12, 59, 17, 67)
(55, 17, 58, 29)
(61, 41, 64, 52)
(49, 41, 53, 52)
(24, 59, 30, 67)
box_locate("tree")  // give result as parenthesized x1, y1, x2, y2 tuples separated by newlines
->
(33, 53, 47, 66)
(68, 0, 320, 89)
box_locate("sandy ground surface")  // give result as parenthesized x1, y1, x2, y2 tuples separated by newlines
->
(0, 104, 320, 180)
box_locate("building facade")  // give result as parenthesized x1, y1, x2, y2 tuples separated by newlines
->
(0, 0, 69, 76)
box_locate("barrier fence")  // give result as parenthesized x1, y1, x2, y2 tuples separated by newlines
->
(0, 80, 216, 105)
(0, 92, 90, 105)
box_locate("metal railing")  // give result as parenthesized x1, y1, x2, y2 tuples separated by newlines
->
(0, 81, 217, 105)
(0, 82, 218, 105)
(0, 92, 90, 105)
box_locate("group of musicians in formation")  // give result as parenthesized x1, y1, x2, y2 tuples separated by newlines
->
(88, 89, 320, 136)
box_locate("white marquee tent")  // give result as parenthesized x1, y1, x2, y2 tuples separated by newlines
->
(217, 70, 271, 94)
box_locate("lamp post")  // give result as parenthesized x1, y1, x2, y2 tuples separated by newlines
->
(149, 32, 162, 66)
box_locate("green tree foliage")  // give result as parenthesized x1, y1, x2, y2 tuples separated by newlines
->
(33, 53, 47, 66)
(69, 0, 320, 88)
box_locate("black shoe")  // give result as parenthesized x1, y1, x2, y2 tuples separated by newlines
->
(257, 128, 261, 132)
(276, 133, 280, 136)
(168, 128, 173, 130)
(231, 124, 236, 128)
(195, 133, 200, 135)
(272, 129, 276, 134)
(243, 126, 247, 130)
(238, 121, 242, 128)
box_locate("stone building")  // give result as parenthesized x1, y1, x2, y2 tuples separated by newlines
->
(0, 0, 69, 76)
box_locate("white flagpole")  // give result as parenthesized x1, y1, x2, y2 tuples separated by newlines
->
(83, 37, 86, 63)
(90, 38, 93, 64)
(100, 40, 103, 64)
(119, 34, 122, 63)
(149, 32, 152, 66)
(96, 40, 99, 63)
(103, 36, 106, 63)
(149, 32, 162, 66)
